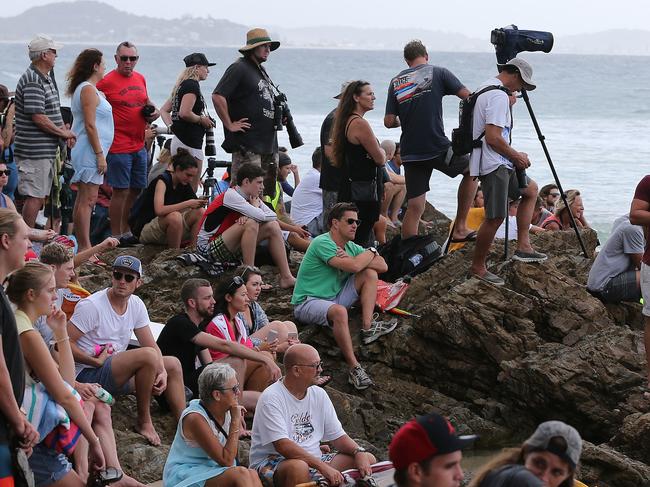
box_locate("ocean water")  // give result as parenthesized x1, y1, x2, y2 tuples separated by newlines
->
(2, 43, 650, 240)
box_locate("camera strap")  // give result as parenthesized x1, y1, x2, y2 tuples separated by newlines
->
(254, 61, 281, 100)
(199, 400, 231, 439)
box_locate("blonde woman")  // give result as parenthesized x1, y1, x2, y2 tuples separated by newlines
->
(160, 53, 216, 190)
(6, 262, 105, 486)
(541, 190, 588, 231)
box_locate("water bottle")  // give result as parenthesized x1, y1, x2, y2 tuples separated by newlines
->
(95, 387, 115, 406)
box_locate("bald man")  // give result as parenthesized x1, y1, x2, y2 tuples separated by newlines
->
(250, 345, 376, 487)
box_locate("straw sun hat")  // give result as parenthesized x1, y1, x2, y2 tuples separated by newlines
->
(239, 28, 280, 53)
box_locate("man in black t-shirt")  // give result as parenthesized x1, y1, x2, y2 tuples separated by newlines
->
(212, 28, 281, 199)
(157, 278, 280, 397)
(384, 40, 475, 242)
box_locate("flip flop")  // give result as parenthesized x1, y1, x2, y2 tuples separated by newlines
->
(450, 231, 478, 243)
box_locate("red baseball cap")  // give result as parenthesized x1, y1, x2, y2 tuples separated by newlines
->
(389, 413, 477, 469)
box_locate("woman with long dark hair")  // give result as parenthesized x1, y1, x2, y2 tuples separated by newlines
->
(133, 148, 206, 248)
(203, 276, 277, 414)
(330, 81, 386, 246)
(469, 421, 583, 487)
(67, 48, 114, 251)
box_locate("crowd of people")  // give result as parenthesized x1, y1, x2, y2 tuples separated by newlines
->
(0, 27, 644, 487)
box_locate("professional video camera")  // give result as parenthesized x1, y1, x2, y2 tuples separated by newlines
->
(273, 92, 304, 149)
(491, 25, 554, 64)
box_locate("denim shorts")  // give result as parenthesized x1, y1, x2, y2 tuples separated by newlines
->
(76, 355, 133, 395)
(294, 275, 359, 327)
(29, 443, 72, 487)
(106, 148, 148, 189)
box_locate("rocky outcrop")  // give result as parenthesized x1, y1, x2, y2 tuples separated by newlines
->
(77, 205, 650, 485)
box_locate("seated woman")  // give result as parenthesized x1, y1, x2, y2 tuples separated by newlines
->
(132, 148, 206, 248)
(163, 363, 261, 487)
(6, 261, 105, 486)
(468, 420, 584, 487)
(541, 190, 589, 231)
(238, 265, 299, 354)
(203, 276, 278, 411)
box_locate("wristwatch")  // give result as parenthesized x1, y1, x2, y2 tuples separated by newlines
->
(352, 446, 367, 456)
(368, 247, 378, 256)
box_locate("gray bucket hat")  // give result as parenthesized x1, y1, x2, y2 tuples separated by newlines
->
(498, 57, 536, 91)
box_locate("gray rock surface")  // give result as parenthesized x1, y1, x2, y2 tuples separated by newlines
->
(77, 204, 650, 485)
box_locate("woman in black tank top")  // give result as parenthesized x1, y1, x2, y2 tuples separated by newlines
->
(329, 81, 386, 246)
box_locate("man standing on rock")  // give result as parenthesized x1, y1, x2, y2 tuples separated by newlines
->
(249, 344, 376, 487)
(212, 28, 281, 199)
(384, 40, 474, 242)
(291, 203, 397, 390)
(14, 34, 76, 228)
(468, 58, 547, 286)
(629, 176, 650, 394)
(97, 41, 159, 245)
(67, 255, 186, 446)
(389, 412, 476, 487)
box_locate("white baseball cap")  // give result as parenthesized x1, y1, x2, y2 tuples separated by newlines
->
(28, 34, 63, 53)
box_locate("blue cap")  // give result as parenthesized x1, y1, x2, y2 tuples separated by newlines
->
(112, 255, 143, 277)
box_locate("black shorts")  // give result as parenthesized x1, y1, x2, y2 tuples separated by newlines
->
(403, 148, 468, 199)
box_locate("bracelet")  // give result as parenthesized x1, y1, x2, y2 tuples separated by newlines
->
(94, 150, 103, 155)
(230, 429, 240, 435)
(55, 336, 70, 344)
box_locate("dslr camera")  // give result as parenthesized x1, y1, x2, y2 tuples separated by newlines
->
(273, 92, 303, 149)
(140, 104, 156, 119)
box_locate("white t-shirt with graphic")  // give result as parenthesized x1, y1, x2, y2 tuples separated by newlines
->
(70, 288, 150, 376)
(249, 380, 345, 466)
(469, 78, 512, 177)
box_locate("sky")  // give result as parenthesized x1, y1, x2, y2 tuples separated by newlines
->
(4, 0, 650, 37)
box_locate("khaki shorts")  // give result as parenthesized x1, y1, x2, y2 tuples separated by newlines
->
(139, 213, 193, 245)
(16, 157, 56, 198)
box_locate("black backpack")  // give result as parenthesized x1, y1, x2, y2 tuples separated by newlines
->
(378, 234, 443, 282)
(451, 85, 510, 156)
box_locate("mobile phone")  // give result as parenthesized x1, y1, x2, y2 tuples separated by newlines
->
(288, 332, 298, 340)
(266, 330, 278, 343)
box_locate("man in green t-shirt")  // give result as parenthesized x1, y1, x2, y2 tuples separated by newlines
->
(291, 202, 398, 390)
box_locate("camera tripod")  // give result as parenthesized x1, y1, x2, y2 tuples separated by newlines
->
(503, 90, 588, 259)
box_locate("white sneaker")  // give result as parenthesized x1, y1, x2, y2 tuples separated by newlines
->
(348, 365, 373, 390)
(361, 315, 398, 344)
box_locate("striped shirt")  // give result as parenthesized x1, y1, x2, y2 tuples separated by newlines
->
(14, 64, 63, 159)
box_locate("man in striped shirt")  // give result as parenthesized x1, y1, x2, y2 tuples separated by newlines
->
(14, 34, 76, 227)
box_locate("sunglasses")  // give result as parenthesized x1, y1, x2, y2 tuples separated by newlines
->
(0, 170, 10, 176)
(550, 192, 561, 197)
(227, 276, 245, 294)
(119, 55, 139, 62)
(345, 218, 362, 226)
(112, 271, 137, 283)
(218, 383, 241, 394)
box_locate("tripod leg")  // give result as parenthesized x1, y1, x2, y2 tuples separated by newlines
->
(521, 90, 589, 257)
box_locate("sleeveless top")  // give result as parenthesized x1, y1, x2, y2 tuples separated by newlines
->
(71, 81, 114, 166)
(163, 399, 234, 487)
(0, 192, 6, 208)
(338, 115, 381, 201)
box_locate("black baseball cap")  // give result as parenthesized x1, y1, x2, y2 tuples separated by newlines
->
(183, 52, 216, 67)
